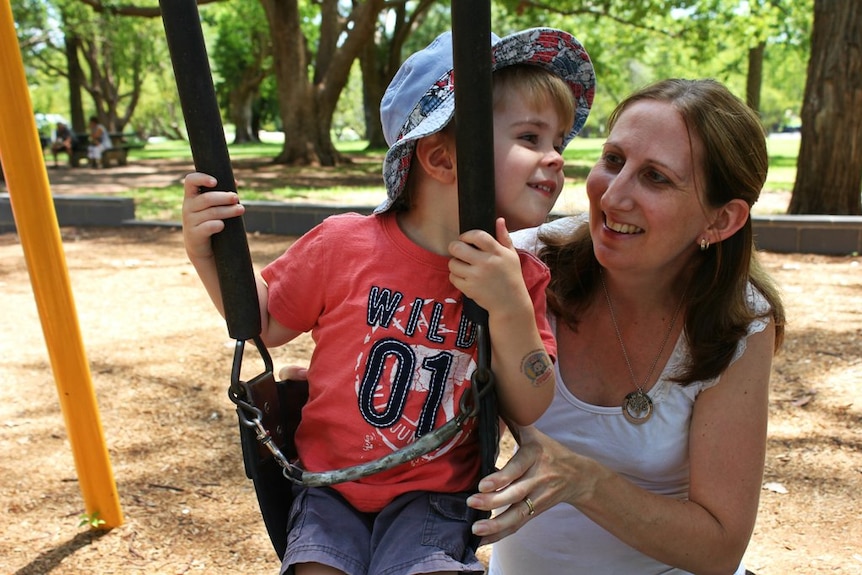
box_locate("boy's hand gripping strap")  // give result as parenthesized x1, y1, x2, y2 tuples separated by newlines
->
(452, 0, 500, 481)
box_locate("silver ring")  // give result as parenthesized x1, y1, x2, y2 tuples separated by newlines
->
(523, 497, 536, 516)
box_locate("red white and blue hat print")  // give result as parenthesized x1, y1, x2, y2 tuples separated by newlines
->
(377, 27, 596, 213)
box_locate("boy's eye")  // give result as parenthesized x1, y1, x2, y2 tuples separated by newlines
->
(520, 133, 539, 144)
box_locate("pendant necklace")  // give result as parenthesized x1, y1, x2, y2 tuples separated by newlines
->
(600, 271, 686, 425)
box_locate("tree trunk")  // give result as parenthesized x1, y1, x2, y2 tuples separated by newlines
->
(746, 42, 764, 113)
(228, 69, 265, 144)
(229, 90, 259, 144)
(788, 0, 862, 215)
(360, 38, 387, 149)
(259, 0, 316, 164)
(65, 33, 86, 135)
(260, 0, 385, 166)
(79, 33, 142, 133)
(360, 0, 436, 151)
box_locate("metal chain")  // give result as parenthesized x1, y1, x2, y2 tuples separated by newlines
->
(230, 324, 496, 488)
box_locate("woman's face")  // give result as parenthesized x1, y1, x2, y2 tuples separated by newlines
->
(586, 100, 712, 276)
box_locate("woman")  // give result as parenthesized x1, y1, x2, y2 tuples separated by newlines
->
(87, 116, 112, 168)
(467, 78, 785, 575)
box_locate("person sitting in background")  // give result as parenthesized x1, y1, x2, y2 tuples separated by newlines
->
(87, 116, 112, 168)
(467, 78, 786, 575)
(49, 122, 76, 168)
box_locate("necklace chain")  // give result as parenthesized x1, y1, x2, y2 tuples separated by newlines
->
(599, 271, 686, 395)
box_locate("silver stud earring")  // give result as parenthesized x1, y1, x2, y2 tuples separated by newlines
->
(700, 237, 710, 251)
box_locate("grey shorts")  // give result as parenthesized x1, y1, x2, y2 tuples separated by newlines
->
(280, 486, 484, 575)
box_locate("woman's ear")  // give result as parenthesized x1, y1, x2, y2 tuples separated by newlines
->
(413, 132, 456, 185)
(707, 198, 750, 244)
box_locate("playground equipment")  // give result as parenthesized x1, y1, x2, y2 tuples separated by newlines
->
(0, 0, 122, 529)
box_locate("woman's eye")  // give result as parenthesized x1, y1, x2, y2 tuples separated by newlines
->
(602, 152, 622, 167)
(645, 170, 670, 184)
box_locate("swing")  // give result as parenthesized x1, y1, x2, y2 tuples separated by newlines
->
(160, 0, 499, 560)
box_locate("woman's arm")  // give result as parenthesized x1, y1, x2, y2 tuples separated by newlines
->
(469, 322, 775, 575)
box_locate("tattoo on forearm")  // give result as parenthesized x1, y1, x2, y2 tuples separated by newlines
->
(522, 350, 553, 387)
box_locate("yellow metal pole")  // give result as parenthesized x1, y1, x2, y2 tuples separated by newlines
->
(0, 1, 123, 528)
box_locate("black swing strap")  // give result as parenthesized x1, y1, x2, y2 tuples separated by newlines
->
(159, 1, 278, 442)
(159, 0, 258, 344)
(160, 2, 292, 558)
(452, 0, 500, 481)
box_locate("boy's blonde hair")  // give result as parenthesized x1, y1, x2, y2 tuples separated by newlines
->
(493, 65, 576, 140)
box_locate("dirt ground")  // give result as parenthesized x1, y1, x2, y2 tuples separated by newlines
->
(0, 160, 860, 574)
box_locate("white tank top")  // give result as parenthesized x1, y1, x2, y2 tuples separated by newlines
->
(489, 219, 768, 575)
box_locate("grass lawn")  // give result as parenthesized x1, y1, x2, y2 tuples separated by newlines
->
(126, 134, 799, 221)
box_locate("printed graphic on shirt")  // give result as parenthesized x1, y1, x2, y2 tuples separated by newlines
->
(355, 285, 478, 462)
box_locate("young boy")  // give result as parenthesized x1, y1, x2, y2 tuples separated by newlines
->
(182, 27, 594, 575)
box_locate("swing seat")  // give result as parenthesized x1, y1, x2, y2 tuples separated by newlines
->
(236, 368, 496, 560)
(238, 372, 308, 560)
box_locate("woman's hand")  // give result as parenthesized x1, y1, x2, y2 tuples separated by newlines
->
(467, 427, 592, 545)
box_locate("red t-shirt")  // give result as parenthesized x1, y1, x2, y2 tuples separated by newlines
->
(262, 212, 555, 511)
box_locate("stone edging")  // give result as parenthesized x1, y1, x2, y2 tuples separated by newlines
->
(1, 195, 860, 256)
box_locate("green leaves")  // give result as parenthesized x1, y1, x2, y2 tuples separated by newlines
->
(78, 511, 106, 529)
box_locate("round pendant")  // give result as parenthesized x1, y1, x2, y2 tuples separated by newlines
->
(622, 390, 653, 424)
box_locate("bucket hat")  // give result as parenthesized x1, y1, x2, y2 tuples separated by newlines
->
(377, 27, 595, 213)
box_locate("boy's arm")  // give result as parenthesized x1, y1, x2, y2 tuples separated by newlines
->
(448, 218, 555, 426)
(182, 172, 244, 316)
(182, 172, 299, 347)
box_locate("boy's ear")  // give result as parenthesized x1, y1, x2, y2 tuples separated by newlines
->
(708, 198, 750, 244)
(413, 132, 456, 185)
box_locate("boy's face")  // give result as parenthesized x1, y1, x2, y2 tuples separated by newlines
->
(492, 89, 566, 231)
